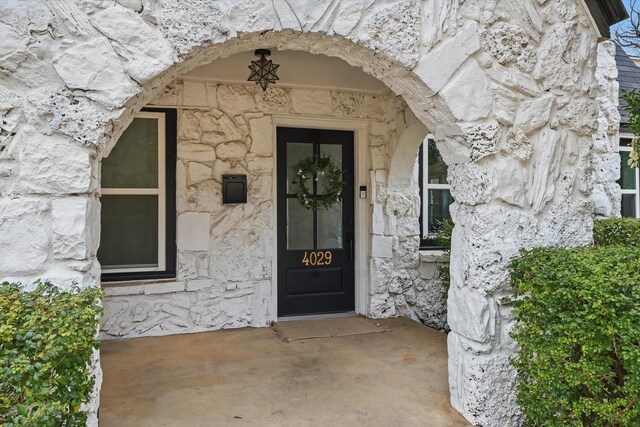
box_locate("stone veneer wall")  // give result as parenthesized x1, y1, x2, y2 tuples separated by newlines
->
(101, 80, 448, 339)
(368, 149, 450, 331)
(0, 1, 621, 425)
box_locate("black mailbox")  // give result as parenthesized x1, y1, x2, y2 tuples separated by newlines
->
(222, 174, 247, 204)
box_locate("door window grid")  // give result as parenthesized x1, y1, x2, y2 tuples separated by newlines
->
(286, 141, 344, 250)
(620, 134, 640, 218)
(101, 111, 167, 273)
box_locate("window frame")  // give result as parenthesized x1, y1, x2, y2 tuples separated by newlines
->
(418, 136, 452, 249)
(619, 133, 640, 218)
(101, 108, 177, 283)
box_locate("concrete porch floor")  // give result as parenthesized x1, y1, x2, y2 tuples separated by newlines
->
(100, 317, 470, 426)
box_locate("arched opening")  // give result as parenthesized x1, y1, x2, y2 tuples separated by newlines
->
(97, 33, 458, 341)
(87, 21, 599, 424)
(97, 37, 468, 424)
(102, 30, 449, 157)
(99, 42, 444, 334)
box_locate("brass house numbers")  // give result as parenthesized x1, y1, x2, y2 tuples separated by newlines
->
(301, 251, 333, 266)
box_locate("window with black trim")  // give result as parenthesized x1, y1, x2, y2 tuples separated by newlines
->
(99, 108, 177, 282)
(619, 135, 640, 218)
(419, 137, 454, 249)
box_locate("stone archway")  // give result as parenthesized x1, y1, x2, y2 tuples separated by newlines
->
(0, 1, 622, 426)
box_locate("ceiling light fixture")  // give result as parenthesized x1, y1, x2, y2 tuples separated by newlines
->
(247, 49, 280, 91)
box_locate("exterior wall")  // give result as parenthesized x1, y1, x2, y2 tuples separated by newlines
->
(0, 1, 620, 426)
(411, 252, 450, 331)
(591, 42, 623, 217)
(369, 148, 450, 331)
(371, 239, 450, 331)
(102, 81, 410, 339)
(101, 79, 449, 339)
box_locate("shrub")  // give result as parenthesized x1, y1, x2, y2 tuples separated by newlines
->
(434, 218, 454, 252)
(0, 282, 102, 427)
(593, 218, 640, 247)
(510, 246, 640, 426)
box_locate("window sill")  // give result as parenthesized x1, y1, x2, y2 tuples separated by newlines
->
(102, 277, 177, 287)
(101, 270, 177, 283)
(101, 278, 183, 297)
(419, 249, 449, 263)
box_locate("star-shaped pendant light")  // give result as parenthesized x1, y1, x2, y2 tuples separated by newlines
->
(248, 49, 280, 91)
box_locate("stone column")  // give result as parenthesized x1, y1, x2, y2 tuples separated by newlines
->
(0, 132, 101, 289)
(446, 202, 526, 427)
(441, 36, 621, 427)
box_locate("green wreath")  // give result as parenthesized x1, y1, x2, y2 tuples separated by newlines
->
(292, 154, 345, 211)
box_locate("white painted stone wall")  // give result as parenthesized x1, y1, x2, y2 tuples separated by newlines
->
(102, 81, 434, 339)
(0, 1, 620, 426)
(591, 42, 623, 218)
(368, 127, 450, 329)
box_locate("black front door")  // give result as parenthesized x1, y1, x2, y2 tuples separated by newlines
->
(277, 127, 355, 317)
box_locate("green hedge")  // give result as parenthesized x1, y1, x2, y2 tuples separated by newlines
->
(0, 282, 102, 427)
(593, 218, 640, 247)
(510, 245, 640, 426)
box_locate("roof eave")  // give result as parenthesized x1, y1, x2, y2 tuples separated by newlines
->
(583, 0, 629, 38)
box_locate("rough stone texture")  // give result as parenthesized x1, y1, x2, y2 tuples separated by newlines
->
(367, 113, 449, 332)
(52, 196, 99, 261)
(0, 198, 51, 276)
(101, 83, 409, 341)
(89, 5, 175, 85)
(0, 1, 619, 426)
(590, 41, 622, 218)
(80, 349, 102, 427)
(484, 22, 536, 72)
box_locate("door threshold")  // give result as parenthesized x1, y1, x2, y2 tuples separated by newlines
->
(277, 311, 357, 322)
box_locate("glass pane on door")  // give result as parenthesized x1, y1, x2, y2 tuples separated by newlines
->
(318, 144, 342, 194)
(286, 142, 313, 193)
(317, 203, 343, 249)
(317, 144, 343, 248)
(287, 198, 313, 249)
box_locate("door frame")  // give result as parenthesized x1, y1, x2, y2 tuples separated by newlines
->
(271, 115, 369, 320)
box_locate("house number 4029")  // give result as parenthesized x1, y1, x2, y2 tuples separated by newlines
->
(302, 251, 333, 266)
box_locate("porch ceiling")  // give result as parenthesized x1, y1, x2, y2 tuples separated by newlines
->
(100, 317, 470, 426)
(183, 49, 388, 94)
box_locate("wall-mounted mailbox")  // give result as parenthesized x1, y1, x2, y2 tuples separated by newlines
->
(222, 174, 247, 204)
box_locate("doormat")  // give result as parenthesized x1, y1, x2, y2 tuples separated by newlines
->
(272, 315, 391, 342)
